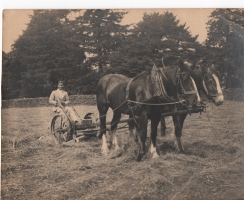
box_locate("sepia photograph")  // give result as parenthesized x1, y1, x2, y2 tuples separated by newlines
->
(2, 5, 244, 199)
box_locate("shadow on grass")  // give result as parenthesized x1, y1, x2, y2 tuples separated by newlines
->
(157, 141, 176, 155)
(183, 140, 227, 158)
(156, 139, 232, 159)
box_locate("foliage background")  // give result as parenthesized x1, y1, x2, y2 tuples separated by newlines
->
(2, 9, 244, 99)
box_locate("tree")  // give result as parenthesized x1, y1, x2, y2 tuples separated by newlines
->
(2, 51, 21, 99)
(10, 10, 87, 98)
(109, 12, 204, 77)
(205, 9, 244, 88)
(73, 9, 128, 73)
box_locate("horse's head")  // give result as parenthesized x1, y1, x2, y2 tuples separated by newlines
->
(151, 58, 201, 109)
(176, 59, 201, 109)
(191, 61, 224, 106)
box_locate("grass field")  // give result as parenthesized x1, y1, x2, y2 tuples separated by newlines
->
(1, 101, 244, 199)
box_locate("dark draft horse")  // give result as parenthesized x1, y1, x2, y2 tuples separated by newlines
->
(160, 60, 224, 136)
(96, 59, 201, 161)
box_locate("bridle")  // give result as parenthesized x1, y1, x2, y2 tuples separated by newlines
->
(153, 67, 201, 109)
(202, 72, 223, 98)
(178, 72, 199, 103)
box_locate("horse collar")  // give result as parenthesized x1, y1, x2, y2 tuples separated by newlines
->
(153, 67, 176, 103)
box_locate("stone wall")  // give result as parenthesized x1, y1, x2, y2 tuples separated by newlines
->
(2, 95, 96, 108)
(2, 89, 244, 108)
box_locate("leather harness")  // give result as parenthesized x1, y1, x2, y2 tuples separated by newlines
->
(125, 78, 134, 101)
(125, 65, 177, 103)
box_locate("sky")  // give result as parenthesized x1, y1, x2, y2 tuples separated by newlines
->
(2, 9, 214, 53)
(1, 0, 244, 53)
(2, 10, 33, 53)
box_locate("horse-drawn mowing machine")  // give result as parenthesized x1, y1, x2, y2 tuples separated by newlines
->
(50, 103, 135, 144)
(50, 100, 205, 145)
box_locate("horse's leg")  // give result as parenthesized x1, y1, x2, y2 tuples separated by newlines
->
(160, 117, 167, 136)
(173, 113, 188, 149)
(128, 114, 137, 142)
(172, 115, 186, 153)
(110, 111, 122, 151)
(150, 114, 161, 158)
(109, 111, 124, 159)
(136, 110, 148, 161)
(179, 114, 187, 129)
(97, 103, 109, 156)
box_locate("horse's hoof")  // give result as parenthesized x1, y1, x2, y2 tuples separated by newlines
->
(101, 150, 109, 156)
(175, 149, 186, 154)
(102, 152, 109, 157)
(136, 153, 145, 162)
(97, 132, 103, 139)
(151, 153, 159, 159)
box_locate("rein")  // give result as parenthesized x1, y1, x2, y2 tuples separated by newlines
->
(53, 94, 75, 126)
(126, 99, 185, 105)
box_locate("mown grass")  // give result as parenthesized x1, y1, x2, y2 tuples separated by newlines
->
(1, 101, 244, 199)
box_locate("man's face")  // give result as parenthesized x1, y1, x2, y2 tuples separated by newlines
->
(58, 83, 64, 90)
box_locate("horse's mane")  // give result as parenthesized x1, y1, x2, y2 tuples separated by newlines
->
(195, 58, 220, 77)
(134, 65, 177, 80)
(133, 70, 149, 81)
(164, 65, 178, 73)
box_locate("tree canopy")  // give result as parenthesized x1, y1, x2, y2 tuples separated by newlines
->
(3, 10, 88, 98)
(3, 9, 227, 100)
(73, 9, 129, 73)
(109, 12, 203, 77)
(205, 9, 244, 88)
(2, 9, 130, 99)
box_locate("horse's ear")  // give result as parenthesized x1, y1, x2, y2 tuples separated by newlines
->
(207, 67, 211, 73)
(210, 64, 215, 70)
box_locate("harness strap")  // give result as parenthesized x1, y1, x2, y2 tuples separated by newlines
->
(159, 67, 169, 81)
(126, 65, 181, 106)
(152, 65, 177, 103)
(202, 78, 209, 95)
(179, 77, 198, 96)
(126, 78, 134, 100)
(184, 90, 199, 95)
(155, 70, 176, 102)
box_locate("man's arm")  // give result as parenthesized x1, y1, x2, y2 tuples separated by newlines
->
(63, 92, 70, 106)
(49, 91, 57, 106)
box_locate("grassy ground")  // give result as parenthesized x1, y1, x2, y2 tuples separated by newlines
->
(1, 101, 244, 199)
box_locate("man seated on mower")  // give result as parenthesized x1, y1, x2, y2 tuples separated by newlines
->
(49, 81, 80, 123)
